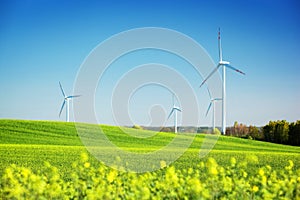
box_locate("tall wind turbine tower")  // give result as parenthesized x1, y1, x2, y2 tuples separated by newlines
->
(167, 95, 182, 133)
(200, 28, 245, 135)
(205, 88, 222, 134)
(59, 82, 81, 122)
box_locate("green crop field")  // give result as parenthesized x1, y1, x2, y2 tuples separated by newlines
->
(0, 119, 299, 174)
(0, 119, 299, 199)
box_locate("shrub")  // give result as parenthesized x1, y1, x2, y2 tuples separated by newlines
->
(132, 124, 143, 130)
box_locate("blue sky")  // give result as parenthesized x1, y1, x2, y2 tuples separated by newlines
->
(0, 0, 299, 127)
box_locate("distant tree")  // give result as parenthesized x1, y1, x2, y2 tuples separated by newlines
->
(274, 120, 289, 144)
(239, 123, 249, 136)
(263, 120, 290, 145)
(288, 121, 300, 146)
(263, 121, 276, 142)
(228, 121, 248, 137)
(233, 121, 238, 126)
(248, 125, 260, 140)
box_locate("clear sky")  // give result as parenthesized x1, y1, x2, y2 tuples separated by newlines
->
(0, 0, 299, 127)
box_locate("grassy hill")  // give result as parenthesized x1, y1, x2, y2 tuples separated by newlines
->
(0, 119, 299, 178)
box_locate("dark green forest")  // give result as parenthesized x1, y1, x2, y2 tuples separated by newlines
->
(226, 120, 300, 146)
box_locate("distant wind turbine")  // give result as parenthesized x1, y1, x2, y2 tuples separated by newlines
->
(200, 28, 245, 135)
(59, 82, 81, 122)
(167, 95, 182, 133)
(205, 88, 222, 134)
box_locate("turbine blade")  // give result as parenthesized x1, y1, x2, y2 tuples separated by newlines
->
(59, 82, 66, 97)
(172, 94, 175, 107)
(175, 107, 182, 112)
(205, 102, 212, 117)
(199, 64, 221, 88)
(59, 100, 66, 117)
(67, 95, 81, 98)
(167, 109, 174, 120)
(206, 87, 212, 99)
(214, 98, 222, 101)
(225, 64, 245, 75)
(218, 27, 222, 62)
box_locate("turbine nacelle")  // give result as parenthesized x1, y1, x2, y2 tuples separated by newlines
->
(219, 60, 230, 65)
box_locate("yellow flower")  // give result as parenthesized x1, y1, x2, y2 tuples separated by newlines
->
(243, 171, 248, 178)
(230, 157, 236, 166)
(141, 187, 150, 199)
(206, 158, 218, 175)
(262, 176, 267, 185)
(80, 153, 89, 162)
(246, 155, 259, 164)
(188, 168, 193, 175)
(107, 170, 117, 183)
(84, 162, 90, 168)
(258, 168, 264, 176)
(160, 160, 167, 168)
(285, 160, 294, 170)
(209, 167, 218, 175)
(166, 166, 179, 186)
(189, 178, 202, 194)
(12, 184, 23, 198)
(252, 185, 259, 192)
(288, 160, 294, 168)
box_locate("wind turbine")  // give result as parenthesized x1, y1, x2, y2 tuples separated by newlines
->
(167, 95, 182, 133)
(59, 82, 81, 122)
(205, 88, 222, 134)
(200, 28, 245, 135)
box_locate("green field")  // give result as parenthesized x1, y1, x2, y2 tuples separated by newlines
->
(1, 119, 299, 199)
(0, 119, 299, 177)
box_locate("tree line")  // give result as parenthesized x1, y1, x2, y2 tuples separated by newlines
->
(226, 120, 300, 146)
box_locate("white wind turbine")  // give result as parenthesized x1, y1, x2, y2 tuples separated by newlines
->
(167, 95, 182, 133)
(205, 88, 222, 134)
(200, 28, 245, 135)
(59, 82, 81, 122)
